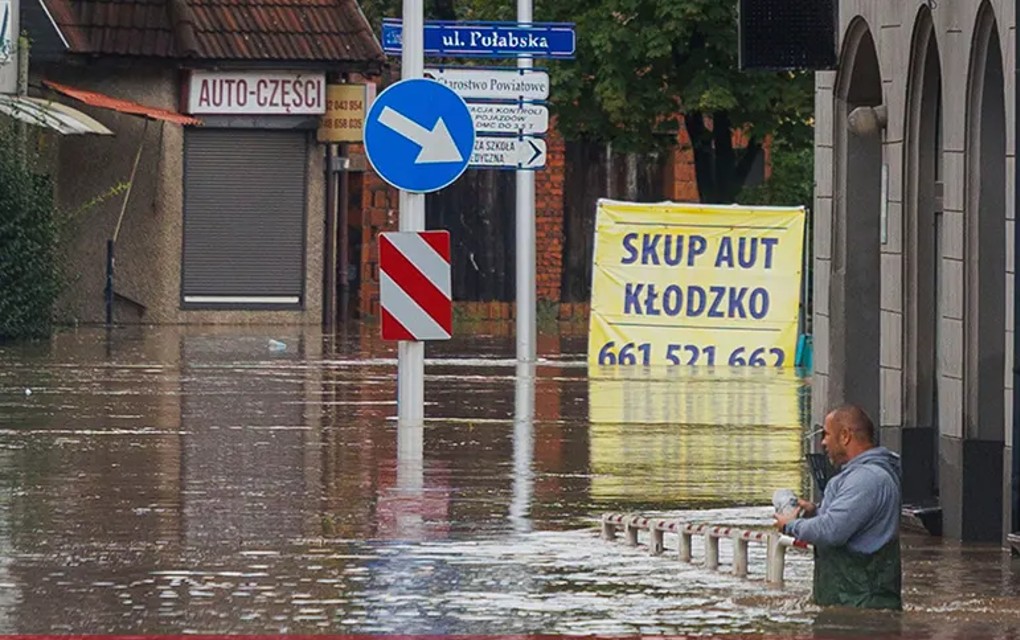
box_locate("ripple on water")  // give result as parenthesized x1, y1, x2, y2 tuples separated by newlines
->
(0, 326, 1015, 637)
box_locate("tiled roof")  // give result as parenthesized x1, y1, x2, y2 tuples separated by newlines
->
(190, 0, 383, 62)
(39, 0, 385, 64)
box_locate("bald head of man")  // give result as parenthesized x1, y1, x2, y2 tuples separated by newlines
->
(821, 404, 877, 466)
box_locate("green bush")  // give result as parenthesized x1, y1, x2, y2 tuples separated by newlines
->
(0, 121, 62, 340)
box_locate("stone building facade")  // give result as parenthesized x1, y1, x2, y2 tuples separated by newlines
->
(813, 0, 1016, 542)
(22, 0, 384, 326)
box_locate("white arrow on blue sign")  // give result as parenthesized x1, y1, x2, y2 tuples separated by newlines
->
(363, 78, 476, 193)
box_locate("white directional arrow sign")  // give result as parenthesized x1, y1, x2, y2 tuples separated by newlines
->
(378, 106, 464, 164)
(469, 103, 549, 135)
(424, 68, 550, 101)
(470, 136, 547, 170)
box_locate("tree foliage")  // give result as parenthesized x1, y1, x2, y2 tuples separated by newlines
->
(0, 122, 62, 340)
(737, 136, 814, 208)
(360, 0, 814, 203)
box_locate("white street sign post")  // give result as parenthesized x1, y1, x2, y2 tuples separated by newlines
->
(470, 136, 546, 169)
(399, 0, 425, 428)
(384, 4, 568, 375)
(469, 102, 548, 135)
(424, 67, 550, 101)
(518, 0, 537, 363)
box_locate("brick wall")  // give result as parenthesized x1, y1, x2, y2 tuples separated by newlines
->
(536, 125, 566, 302)
(357, 121, 714, 318)
(358, 128, 569, 318)
(666, 124, 701, 202)
(359, 159, 399, 319)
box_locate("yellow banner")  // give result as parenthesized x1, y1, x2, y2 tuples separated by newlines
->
(588, 199, 806, 370)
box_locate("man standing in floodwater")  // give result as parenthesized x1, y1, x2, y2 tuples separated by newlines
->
(774, 404, 903, 610)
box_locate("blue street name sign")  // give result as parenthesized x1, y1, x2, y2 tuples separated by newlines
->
(363, 78, 475, 194)
(382, 20, 576, 59)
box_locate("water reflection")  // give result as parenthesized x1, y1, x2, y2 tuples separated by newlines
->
(0, 325, 1015, 635)
(391, 422, 425, 541)
(588, 366, 810, 506)
(510, 362, 536, 534)
(0, 447, 14, 632)
(180, 332, 321, 549)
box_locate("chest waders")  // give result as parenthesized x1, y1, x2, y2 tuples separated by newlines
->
(812, 538, 902, 610)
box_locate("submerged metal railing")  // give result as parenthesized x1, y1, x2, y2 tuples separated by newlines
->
(600, 513, 812, 588)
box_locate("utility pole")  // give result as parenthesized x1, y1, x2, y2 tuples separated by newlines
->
(516, 0, 536, 363)
(324, 141, 339, 331)
(397, 0, 425, 428)
(338, 73, 352, 325)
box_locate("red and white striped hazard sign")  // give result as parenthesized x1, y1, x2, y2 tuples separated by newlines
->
(379, 231, 452, 341)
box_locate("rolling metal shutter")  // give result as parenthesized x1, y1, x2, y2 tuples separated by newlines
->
(182, 129, 307, 308)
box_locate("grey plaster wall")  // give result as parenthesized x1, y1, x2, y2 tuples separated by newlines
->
(815, 0, 1016, 540)
(814, 0, 1015, 428)
(812, 70, 836, 431)
(39, 63, 325, 326)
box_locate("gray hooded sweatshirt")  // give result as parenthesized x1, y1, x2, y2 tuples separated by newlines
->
(785, 447, 901, 554)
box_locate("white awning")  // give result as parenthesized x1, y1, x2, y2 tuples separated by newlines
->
(0, 94, 113, 135)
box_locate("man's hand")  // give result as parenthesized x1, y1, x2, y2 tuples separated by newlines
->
(774, 507, 801, 531)
(797, 498, 817, 517)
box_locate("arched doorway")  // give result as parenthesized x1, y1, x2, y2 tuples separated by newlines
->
(900, 7, 941, 506)
(948, 2, 1006, 542)
(829, 21, 882, 425)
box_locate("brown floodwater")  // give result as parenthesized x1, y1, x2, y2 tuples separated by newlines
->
(0, 324, 1017, 637)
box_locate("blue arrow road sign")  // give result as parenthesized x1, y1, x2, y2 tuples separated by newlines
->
(363, 78, 475, 194)
(382, 20, 576, 59)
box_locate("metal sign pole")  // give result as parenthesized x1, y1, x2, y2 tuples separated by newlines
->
(516, 0, 537, 363)
(398, 0, 426, 427)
